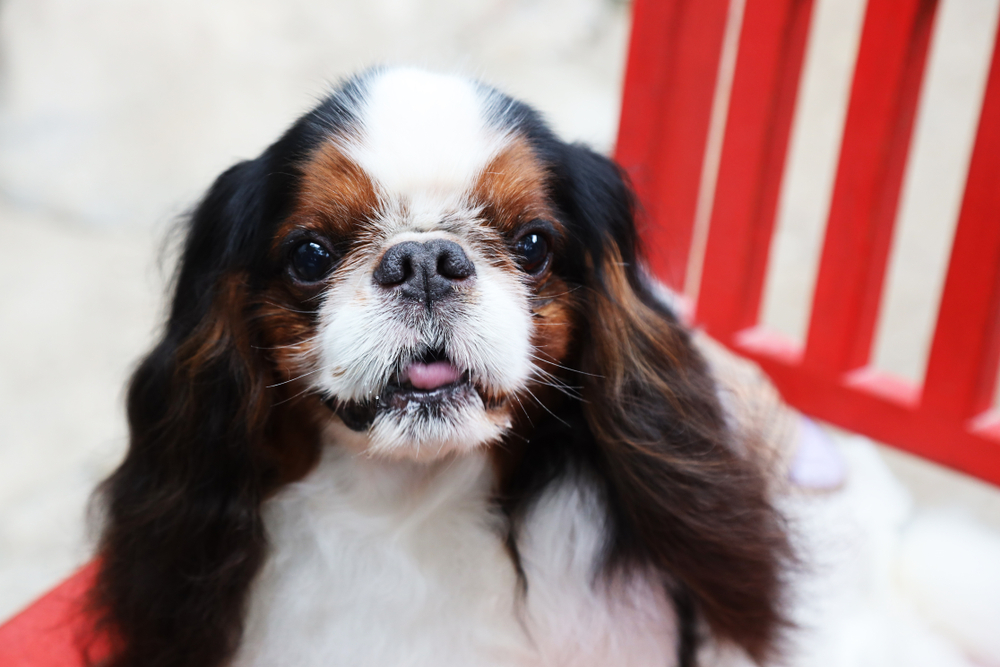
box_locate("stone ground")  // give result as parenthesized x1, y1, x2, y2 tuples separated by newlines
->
(1, 0, 999, 625)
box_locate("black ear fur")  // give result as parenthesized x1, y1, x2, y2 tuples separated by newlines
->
(86, 79, 376, 666)
(91, 158, 282, 667)
(548, 143, 791, 665)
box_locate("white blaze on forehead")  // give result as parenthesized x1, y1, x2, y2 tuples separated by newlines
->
(347, 69, 510, 198)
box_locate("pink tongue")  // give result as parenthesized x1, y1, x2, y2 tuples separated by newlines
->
(406, 360, 461, 390)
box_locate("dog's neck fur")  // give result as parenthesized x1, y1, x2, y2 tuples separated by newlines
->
(233, 434, 679, 667)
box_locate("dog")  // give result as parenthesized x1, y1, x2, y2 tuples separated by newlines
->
(90, 67, 797, 667)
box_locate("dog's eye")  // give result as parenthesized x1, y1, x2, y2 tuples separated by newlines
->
(290, 241, 333, 283)
(514, 232, 550, 275)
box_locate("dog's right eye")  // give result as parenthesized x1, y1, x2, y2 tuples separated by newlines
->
(289, 241, 333, 283)
(513, 231, 550, 275)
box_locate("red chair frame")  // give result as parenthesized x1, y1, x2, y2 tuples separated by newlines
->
(0, 563, 107, 666)
(617, 0, 1000, 487)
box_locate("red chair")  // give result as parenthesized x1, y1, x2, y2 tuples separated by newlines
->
(0, 562, 108, 666)
(4, 0, 999, 663)
(617, 0, 1000, 486)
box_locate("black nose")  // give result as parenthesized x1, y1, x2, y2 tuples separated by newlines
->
(373, 239, 475, 303)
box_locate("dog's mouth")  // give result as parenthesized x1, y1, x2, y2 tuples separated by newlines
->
(326, 349, 504, 431)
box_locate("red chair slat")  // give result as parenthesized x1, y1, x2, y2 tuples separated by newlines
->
(804, 0, 939, 374)
(615, 0, 731, 291)
(696, 0, 816, 339)
(922, 25, 1000, 421)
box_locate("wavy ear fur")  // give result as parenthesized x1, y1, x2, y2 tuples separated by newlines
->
(91, 157, 284, 667)
(550, 144, 791, 665)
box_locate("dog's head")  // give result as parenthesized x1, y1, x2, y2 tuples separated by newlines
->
(94, 69, 789, 667)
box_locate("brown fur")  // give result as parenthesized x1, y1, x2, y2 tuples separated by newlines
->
(280, 140, 383, 241)
(578, 247, 791, 664)
(469, 139, 559, 235)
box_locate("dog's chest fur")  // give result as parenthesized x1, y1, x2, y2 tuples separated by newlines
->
(233, 445, 678, 667)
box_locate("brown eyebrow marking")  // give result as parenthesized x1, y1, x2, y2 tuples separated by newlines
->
(468, 137, 561, 236)
(277, 139, 383, 247)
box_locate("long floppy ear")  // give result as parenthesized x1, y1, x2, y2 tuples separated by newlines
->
(90, 157, 282, 667)
(552, 144, 791, 665)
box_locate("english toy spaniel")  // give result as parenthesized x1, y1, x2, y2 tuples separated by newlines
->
(91, 68, 795, 667)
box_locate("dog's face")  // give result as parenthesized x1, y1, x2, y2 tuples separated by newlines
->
(257, 70, 576, 460)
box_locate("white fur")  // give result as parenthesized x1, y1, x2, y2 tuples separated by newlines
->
(347, 68, 509, 199)
(233, 444, 678, 667)
(517, 474, 679, 665)
(364, 387, 509, 459)
(763, 437, 1000, 667)
(897, 511, 1000, 664)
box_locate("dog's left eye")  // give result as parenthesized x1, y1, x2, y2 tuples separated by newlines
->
(514, 232, 550, 275)
(289, 241, 333, 282)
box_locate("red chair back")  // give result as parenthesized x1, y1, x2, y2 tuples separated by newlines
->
(616, 0, 1000, 487)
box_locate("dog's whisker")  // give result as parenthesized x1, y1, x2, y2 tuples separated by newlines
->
(257, 300, 319, 316)
(527, 364, 584, 395)
(530, 379, 584, 401)
(271, 381, 326, 407)
(527, 352, 604, 379)
(266, 366, 325, 389)
(508, 390, 534, 428)
(526, 286, 581, 301)
(252, 332, 324, 351)
(519, 385, 571, 428)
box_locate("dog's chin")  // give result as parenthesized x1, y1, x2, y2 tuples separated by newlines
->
(326, 378, 512, 462)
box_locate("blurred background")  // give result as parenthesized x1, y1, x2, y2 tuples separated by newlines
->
(0, 0, 998, 624)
